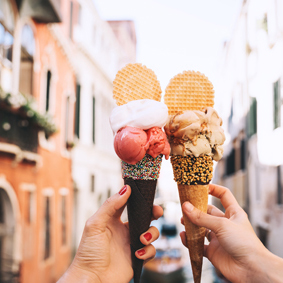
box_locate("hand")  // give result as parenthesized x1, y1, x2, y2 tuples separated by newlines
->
(180, 183, 283, 283)
(58, 185, 163, 283)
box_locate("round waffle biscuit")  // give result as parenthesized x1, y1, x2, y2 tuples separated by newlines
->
(113, 63, 162, 105)
(164, 71, 214, 115)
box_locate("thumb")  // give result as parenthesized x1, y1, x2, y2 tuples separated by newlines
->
(90, 185, 131, 227)
(182, 201, 226, 233)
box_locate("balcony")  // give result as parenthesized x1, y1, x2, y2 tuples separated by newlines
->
(0, 105, 39, 153)
(16, 0, 62, 23)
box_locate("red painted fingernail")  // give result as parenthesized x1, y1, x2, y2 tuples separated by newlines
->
(137, 249, 146, 256)
(143, 232, 152, 241)
(119, 186, 127, 195)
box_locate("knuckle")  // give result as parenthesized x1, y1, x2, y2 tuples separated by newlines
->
(195, 209, 203, 223)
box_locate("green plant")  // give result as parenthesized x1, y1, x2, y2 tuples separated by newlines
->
(0, 87, 58, 137)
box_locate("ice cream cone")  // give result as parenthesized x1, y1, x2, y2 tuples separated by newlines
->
(125, 178, 157, 283)
(178, 184, 208, 283)
(164, 71, 225, 283)
(171, 154, 212, 283)
(110, 63, 169, 283)
(122, 153, 163, 283)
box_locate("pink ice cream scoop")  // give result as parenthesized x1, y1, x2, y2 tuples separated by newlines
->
(146, 127, 170, 159)
(114, 126, 149, 165)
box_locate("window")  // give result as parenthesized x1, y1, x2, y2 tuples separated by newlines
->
(225, 149, 235, 176)
(273, 80, 281, 129)
(45, 70, 52, 112)
(240, 139, 246, 170)
(65, 96, 70, 146)
(69, 1, 73, 39)
(19, 25, 35, 96)
(92, 96, 96, 144)
(61, 196, 67, 245)
(44, 197, 51, 260)
(74, 83, 81, 138)
(26, 191, 34, 223)
(90, 175, 95, 193)
(247, 97, 257, 137)
(0, 0, 14, 63)
(277, 165, 283, 205)
(0, 23, 13, 62)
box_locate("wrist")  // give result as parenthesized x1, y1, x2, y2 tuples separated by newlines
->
(57, 263, 102, 283)
(247, 246, 283, 283)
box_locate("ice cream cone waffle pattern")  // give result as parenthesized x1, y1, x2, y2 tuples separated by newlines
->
(110, 63, 170, 283)
(164, 70, 214, 115)
(164, 71, 225, 283)
(113, 63, 162, 106)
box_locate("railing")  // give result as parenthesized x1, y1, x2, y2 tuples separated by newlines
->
(0, 105, 39, 153)
(0, 257, 20, 283)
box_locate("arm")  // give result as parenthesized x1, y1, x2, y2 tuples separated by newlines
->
(58, 185, 163, 283)
(181, 183, 283, 283)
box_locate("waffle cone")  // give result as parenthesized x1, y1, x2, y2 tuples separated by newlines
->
(124, 178, 157, 283)
(178, 184, 208, 283)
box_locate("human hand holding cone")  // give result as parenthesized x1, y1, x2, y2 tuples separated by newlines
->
(110, 63, 170, 283)
(164, 71, 225, 283)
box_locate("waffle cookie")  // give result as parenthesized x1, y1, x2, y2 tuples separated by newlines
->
(113, 63, 162, 106)
(164, 70, 214, 115)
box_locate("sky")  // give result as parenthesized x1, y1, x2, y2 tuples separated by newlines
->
(93, 0, 243, 90)
(92, 0, 244, 201)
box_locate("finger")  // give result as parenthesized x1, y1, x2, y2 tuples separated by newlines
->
(90, 185, 131, 227)
(180, 216, 184, 225)
(135, 244, 156, 261)
(180, 231, 187, 247)
(207, 204, 225, 217)
(151, 205, 163, 221)
(182, 201, 227, 232)
(140, 226, 160, 246)
(209, 184, 239, 210)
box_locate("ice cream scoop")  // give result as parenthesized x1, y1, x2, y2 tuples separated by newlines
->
(164, 107, 225, 161)
(147, 127, 170, 159)
(114, 126, 149, 165)
(110, 99, 168, 134)
(114, 126, 170, 165)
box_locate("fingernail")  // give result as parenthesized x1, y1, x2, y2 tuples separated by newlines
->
(143, 232, 152, 242)
(119, 186, 127, 195)
(183, 202, 194, 212)
(137, 249, 146, 256)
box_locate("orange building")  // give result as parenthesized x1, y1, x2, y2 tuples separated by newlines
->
(0, 0, 76, 282)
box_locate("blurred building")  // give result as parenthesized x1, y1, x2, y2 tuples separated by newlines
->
(1, 0, 137, 282)
(67, 0, 136, 248)
(0, 0, 76, 282)
(214, 0, 283, 258)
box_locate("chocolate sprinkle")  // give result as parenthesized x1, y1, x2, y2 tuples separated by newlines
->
(171, 155, 213, 185)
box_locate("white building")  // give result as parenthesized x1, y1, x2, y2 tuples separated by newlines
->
(50, 0, 136, 248)
(214, 0, 283, 257)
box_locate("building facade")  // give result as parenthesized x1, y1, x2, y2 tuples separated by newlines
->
(214, 0, 283, 258)
(54, 0, 137, 248)
(0, 0, 75, 282)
